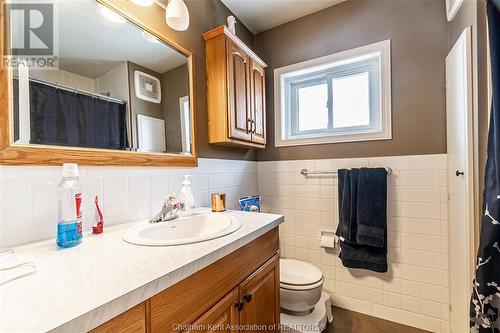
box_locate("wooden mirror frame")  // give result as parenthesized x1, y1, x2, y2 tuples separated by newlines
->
(0, 0, 197, 166)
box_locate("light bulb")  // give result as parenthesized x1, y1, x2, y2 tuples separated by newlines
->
(165, 0, 189, 31)
(100, 5, 126, 23)
(131, 0, 155, 6)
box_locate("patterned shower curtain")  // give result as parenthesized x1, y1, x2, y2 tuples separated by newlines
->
(471, 0, 500, 331)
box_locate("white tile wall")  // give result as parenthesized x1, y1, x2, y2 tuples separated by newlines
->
(258, 154, 450, 333)
(0, 153, 451, 332)
(0, 158, 257, 248)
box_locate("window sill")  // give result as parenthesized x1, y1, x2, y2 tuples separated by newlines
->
(275, 130, 392, 147)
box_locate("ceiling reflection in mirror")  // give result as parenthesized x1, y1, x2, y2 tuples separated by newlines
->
(9, 1, 193, 155)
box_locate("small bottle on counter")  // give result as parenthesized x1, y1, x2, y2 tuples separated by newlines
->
(56, 163, 83, 248)
(180, 175, 195, 215)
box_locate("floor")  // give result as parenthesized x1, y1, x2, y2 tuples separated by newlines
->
(327, 307, 430, 333)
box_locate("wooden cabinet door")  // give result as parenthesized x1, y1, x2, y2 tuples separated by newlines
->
(238, 254, 280, 333)
(184, 288, 239, 333)
(250, 60, 266, 145)
(226, 40, 252, 142)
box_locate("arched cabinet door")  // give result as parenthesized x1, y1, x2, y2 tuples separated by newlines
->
(251, 60, 266, 145)
(227, 40, 252, 143)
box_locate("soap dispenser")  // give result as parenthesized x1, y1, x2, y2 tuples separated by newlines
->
(180, 175, 195, 216)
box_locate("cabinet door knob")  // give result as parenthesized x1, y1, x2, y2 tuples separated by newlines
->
(456, 170, 465, 177)
(252, 120, 256, 134)
(243, 292, 252, 303)
(247, 119, 252, 134)
(235, 300, 244, 311)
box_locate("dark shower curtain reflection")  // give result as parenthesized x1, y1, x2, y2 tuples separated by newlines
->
(13, 79, 128, 150)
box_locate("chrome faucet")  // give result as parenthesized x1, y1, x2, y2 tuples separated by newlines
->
(149, 194, 185, 223)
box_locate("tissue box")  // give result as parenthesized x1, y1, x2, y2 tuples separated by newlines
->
(239, 195, 261, 212)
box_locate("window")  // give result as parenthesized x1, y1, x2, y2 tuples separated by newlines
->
(275, 40, 392, 147)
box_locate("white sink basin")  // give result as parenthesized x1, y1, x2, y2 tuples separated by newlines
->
(122, 212, 242, 246)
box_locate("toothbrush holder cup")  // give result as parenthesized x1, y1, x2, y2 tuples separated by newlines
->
(211, 193, 226, 212)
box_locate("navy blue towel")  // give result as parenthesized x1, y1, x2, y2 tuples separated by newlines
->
(336, 168, 388, 273)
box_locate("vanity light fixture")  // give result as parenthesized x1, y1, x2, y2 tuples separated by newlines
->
(131, 0, 155, 6)
(165, 0, 190, 31)
(131, 0, 190, 31)
(99, 5, 126, 23)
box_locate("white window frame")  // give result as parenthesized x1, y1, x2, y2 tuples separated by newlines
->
(274, 40, 392, 147)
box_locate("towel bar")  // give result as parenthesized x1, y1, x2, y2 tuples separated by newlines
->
(300, 167, 392, 176)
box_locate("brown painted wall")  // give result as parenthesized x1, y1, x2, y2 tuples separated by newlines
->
(161, 64, 189, 153)
(254, 0, 449, 161)
(120, 0, 256, 160)
(448, 0, 477, 44)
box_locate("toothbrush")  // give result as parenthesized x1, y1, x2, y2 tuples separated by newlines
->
(92, 195, 104, 234)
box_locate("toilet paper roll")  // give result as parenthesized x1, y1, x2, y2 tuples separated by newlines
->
(320, 235, 335, 249)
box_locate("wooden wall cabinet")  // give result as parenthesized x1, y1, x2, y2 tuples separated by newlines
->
(203, 26, 267, 149)
(90, 228, 280, 333)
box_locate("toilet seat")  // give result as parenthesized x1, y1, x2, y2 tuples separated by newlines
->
(280, 279, 324, 291)
(280, 259, 324, 291)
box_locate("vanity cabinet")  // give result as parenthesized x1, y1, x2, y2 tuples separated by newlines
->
(203, 26, 267, 149)
(89, 228, 279, 333)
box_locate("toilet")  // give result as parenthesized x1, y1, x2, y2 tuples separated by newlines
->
(280, 259, 324, 314)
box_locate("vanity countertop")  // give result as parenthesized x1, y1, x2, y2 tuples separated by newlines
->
(0, 209, 284, 333)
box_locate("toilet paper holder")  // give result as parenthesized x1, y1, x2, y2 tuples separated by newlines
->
(319, 230, 337, 249)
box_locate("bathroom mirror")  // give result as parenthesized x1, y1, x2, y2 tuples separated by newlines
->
(0, 0, 197, 166)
